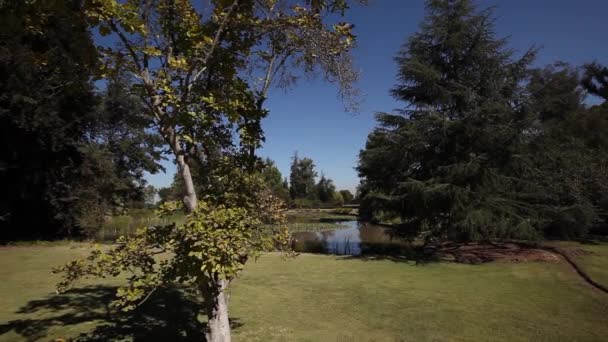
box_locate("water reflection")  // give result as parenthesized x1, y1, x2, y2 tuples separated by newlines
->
(292, 221, 411, 256)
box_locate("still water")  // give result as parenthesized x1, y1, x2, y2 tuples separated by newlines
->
(291, 221, 411, 256)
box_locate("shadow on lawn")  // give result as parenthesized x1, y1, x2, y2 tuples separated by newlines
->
(342, 242, 431, 264)
(0, 285, 243, 341)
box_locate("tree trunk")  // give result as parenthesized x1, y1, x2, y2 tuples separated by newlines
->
(199, 279, 231, 342)
(164, 125, 198, 212)
(176, 153, 198, 212)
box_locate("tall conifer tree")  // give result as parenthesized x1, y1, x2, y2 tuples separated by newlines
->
(358, 0, 537, 241)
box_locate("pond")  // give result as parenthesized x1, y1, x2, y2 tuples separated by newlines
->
(291, 221, 412, 256)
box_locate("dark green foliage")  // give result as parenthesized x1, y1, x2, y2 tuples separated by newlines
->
(582, 62, 608, 101)
(528, 62, 585, 121)
(287, 153, 340, 207)
(358, 1, 608, 242)
(289, 153, 318, 200)
(74, 80, 164, 235)
(521, 63, 608, 238)
(358, 0, 538, 242)
(316, 174, 336, 203)
(260, 158, 290, 203)
(0, 1, 162, 239)
(339, 190, 354, 204)
(0, 0, 97, 239)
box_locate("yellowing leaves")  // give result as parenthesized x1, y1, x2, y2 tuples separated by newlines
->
(168, 56, 189, 70)
(203, 35, 214, 45)
(142, 46, 162, 57)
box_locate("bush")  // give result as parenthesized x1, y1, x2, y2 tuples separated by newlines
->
(543, 204, 596, 239)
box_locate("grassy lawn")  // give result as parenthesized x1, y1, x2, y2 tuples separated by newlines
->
(1, 244, 607, 341)
(545, 240, 608, 288)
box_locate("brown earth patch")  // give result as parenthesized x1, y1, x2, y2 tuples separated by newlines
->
(557, 247, 593, 257)
(427, 242, 561, 264)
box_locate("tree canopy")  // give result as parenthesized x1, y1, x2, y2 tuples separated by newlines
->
(358, 0, 608, 242)
(0, 1, 160, 240)
(289, 153, 318, 200)
(50, 1, 363, 341)
(358, 0, 538, 242)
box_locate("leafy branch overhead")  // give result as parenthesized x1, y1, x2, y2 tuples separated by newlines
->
(50, 1, 363, 341)
(55, 191, 293, 307)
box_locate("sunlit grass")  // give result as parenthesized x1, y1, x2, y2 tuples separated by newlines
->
(545, 239, 608, 288)
(0, 244, 607, 341)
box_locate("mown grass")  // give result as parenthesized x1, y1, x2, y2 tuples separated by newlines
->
(1, 244, 607, 341)
(545, 239, 608, 288)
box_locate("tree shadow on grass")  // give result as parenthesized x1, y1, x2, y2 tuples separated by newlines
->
(340, 242, 432, 264)
(577, 236, 608, 245)
(0, 285, 243, 341)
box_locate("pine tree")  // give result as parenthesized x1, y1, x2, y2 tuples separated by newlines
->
(358, 0, 537, 242)
(582, 62, 608, 102)
(316, 173, 336, 203)
(289, 152, 318, 200)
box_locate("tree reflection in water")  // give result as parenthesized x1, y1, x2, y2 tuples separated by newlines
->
(292, 221, 411, 256)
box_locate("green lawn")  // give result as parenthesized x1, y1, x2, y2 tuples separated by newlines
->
(546, 240, 608, 288)
(1, 243, 607, 341)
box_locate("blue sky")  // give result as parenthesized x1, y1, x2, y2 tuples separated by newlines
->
(145, 0, 608, 193)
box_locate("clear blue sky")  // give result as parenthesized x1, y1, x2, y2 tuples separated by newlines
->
(145, 0, 608, 193)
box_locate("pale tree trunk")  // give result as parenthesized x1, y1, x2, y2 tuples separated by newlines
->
(163, 126, 198, 212)
(162, 125, 230, 341)
(199, 278, 231, 342)
(176, 153, 198, 212)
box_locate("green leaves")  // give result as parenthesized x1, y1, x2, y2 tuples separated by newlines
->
(358, 0, 538, 242)
(156, 201, 184, 217)
(55, 194, 292, 311)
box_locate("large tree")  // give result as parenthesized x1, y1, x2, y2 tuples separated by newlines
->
(261, 158, 290, 203)
(289, 153, 318, 200)
(0, 0, 97, 239)
(339, 189, 354, 203)
(522, 63, 608, 238)
(74, 79, 165, 235)
(316, 173, 336, 203)
(358, 0, 537, 242)
(0, 1, 163, 240)
(582, 62, 608, 102)
(55, 1, 361, 341)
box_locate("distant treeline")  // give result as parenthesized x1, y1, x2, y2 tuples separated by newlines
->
(158, 153, 355, 209)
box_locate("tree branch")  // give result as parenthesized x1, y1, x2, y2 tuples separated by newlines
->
(109, 20, 142, 72)
(136, 286, 159, 308)
(182, 0, 241, 106)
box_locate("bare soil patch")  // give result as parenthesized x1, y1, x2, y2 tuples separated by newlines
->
(428, 242, 561, 264)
